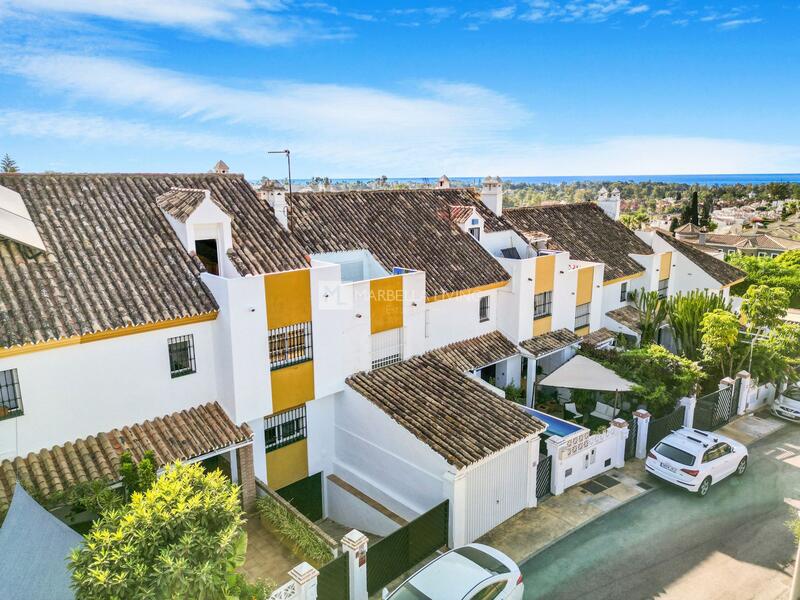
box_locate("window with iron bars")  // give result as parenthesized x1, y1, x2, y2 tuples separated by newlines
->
(619, 282, 628, 303)
(168, 334, 196, 378)
(0, 369, 23, 421)
(657, 277, 669, 299)
(264, 405, 306, 453)
(371, 328, 403, 370)
(479, 296, 490, 322)
(269, 322, 313, 370)
(575, 302, 591, 329)
(534, 291, 552, 319)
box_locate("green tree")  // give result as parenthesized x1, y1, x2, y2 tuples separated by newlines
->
(633, 289, 667, 346)
(727, 252, 800, 308)
(775, 250, 800, 270)
(666, 291, 732, 361)
(1, 153, 18, 173)
(70, 462, 247, 600)
(669, 217, 679, 233)
(689, 191, 700, 225)
(740, 285, 790, 332)
(700, 309, 741, 379)
(119, 450, 158, 500)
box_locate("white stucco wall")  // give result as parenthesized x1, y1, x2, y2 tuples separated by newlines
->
(424, 289, 502, 351)
(495, 257, 535, 344)
(551, 253, 579, 332)
(0, 320, 219, 459)
(648, 234, 724, 294)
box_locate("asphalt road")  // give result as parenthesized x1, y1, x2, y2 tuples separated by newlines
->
(520, 424, 800, 600)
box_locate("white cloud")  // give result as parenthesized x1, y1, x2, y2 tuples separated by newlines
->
(627, 5, 650, 15)
(464, 5, 517, 21)
(718, 17, 762, 30)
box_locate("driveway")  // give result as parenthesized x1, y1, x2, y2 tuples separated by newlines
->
(521, 422, 800, 599)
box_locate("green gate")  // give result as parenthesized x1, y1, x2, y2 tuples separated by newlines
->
(646, 405, 686, 450)
(276, 472, 323, 522)
(366, 500, 449, 595)
(317, 552, 349, 600)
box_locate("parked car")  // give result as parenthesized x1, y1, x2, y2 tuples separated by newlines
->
(383, 543, 524, 600)
(645, 427, 748, 497)
(771, 385, 800, 422)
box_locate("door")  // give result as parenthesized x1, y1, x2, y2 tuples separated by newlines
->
(715, 443, 737, 478)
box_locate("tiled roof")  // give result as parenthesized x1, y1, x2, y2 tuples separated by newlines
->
(519, 328, 580, 358)
(0, 402, 252, 511)
(606, 305, 642, 334)
(504, 203, 653, 281)
(346, 355, 544, 469)
(429, 331, 519, 372)
(656, 230, 745, 286)
(156, 187, 210, 222)
(702, 233, 800, 251)
(0, 173, 308, 348)
(580, 327, 616, 348)
(674, 223, 702, 234)
(449, 205, 476, 224)
(290, 189, 512, 298)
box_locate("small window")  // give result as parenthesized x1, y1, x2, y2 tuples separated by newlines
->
(479, 296, 490, 322)
(620, 282, 628, 303)
(575, 302, 591, 329)
(471, 218, 480, 226)
(269, 322, 313, 370)
(195, 238, 219, 275)
(657, 277, 669, 299)
(534, 291, 552, 319)
(264, 406, 306, 453)
(168, 335, 196, 378)
(468, 226, 481, 241)
(372, 328, 403, 370)
(0, 369, 23, 420)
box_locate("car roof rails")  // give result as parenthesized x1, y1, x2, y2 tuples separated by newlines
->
(672, 429, 709, 447)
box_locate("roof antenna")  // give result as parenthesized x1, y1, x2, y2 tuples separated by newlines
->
(268, 149, 292, 228)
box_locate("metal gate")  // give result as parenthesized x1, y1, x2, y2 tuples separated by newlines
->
(366, 500, 449, 595)
(276, 472, 323, 522)
(624, 416, 638, 459)
(646, 405, 686, 450)
(694, 384, 737, 431)
(536, 455, 552, 499)
(317, 552, 349, 600)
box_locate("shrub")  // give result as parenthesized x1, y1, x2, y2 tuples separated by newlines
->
(256, 494, 334, 567)
(70, 462, 246, 599)
(503, 383, 525, 405)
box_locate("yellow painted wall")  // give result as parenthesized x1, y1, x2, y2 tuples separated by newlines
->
(266, 438, 309, 490)
(264, 269, 312, 330)
(370, 276, 404, 334)
(660, 252, 673, 280)
(576, 267, 595, 306)
(535, 254, 556, 294)
(575, 326, 590, 337)
(271, 360, 315, 412)
(533, 315, 552, 336)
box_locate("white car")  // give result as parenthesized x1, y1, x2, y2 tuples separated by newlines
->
(772, 385, 800, 422)
(645, 427, 748, 497)
(384, 543, 524, 600)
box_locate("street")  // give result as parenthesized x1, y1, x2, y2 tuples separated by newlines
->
(521, 422, 800, 600)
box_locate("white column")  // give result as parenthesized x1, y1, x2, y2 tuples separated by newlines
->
(634, 409, 651, 459)
(507, 355, 522, 388)
(248, 417, 267, 483)
(609, 418, 628, 468)
(526, 437, 539, 508)
(229, 449, 239, 484)
(735, 370, 753, 415)
(526, 357, 536, 407)
(679, 396, 697, 428)
(546, 436, 566, 496)
(444, 470, 467, 547)
(719, 376, 735, 391)
(342, 530, 368, 600)
(289, 562, 319, 600)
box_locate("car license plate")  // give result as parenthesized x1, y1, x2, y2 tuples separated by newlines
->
(660, 462, 676, 472)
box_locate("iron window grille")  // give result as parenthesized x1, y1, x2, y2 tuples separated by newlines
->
(0, 369, 23, 421)
(168, 335, 196, 378)
(479, 296, 490, 322)
(534, 291, 553, 319)
(269, 322, 313, 370)
(575, 302, 591, 329)
(657, 278, 669, 299)
(371, 328, 403, 370)
(619, 282, 628, 303)
(264, 405, 306, 453)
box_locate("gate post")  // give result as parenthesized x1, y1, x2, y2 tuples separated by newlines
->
(545, 436, 566, 496)
(342, 530, 368, 600)
(735, 371, 752, 415)
(634, 410, 650, 459)
(719, 376, 735, 391)
(610, 419, 628, 468)
(289, 562, 319, 600)
(679, 396, 697, 428)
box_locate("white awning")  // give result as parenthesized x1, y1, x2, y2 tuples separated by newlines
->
(539, 355, 635, 392)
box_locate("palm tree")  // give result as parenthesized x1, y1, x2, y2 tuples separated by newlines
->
(633, 289, 667, 346)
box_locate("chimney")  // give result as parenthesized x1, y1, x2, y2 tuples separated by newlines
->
(213, 160, 230, 174)
(438, 175, 451, 189)
(480, 176, 503, 216)
(699, 228, 707, 245)
(260, 180, 289, 230)
(598, 191, 621, 221)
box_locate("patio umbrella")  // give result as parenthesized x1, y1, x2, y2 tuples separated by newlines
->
(539, 354, 636, 413)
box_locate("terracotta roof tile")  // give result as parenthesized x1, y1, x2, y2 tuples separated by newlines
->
(346, 354, 544, 469)
(156, 187, 211, 222)
(505, 203, 653, 281)
(429, 331, 519, 372)
(656, 230, 745, 286)
(580, 327, 616, 348)
(519, 328, 581, 358)
(0, 402, 251, 511)
(289, 188, 512, 298)
(606, 305, 642, 334)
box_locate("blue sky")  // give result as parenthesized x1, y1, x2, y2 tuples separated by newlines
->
(1, 0, 799, 178)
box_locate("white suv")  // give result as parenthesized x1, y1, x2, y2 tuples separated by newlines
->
(645, 427, 748, 497)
